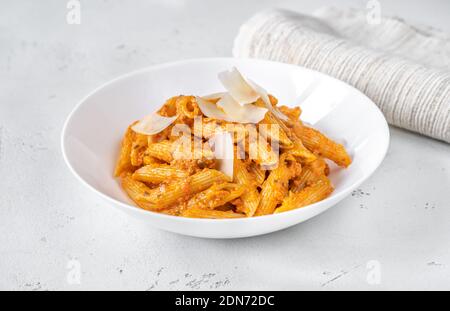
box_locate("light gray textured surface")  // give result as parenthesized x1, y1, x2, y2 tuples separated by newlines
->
(0, 0, 449, 290)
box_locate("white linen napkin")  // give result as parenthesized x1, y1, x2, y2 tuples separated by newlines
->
(233, 7, 450, 143)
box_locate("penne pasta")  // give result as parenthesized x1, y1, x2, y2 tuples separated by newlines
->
(160, 205, 185, 216)
(310, 156, 329, 176)
(121, 173, 158, 211)
(134, 168, 230, 209)
(233, 159, 261, 216)
(133, 164, 189, 184)
(278, 105, 301, 121)
(181, 206, 244, 219)
(145, 140, 174, 163)
(158, 96, 179, 117)
(287, 138, 317, 163)
(259, 115, 293, 149)
(184, 182, 245, 210)
(275, 177, 334, 213)
(256, 99, 292, 136)
(130, 132, 148, 167)
(255, 154, 296, 216)
(114, 125, 134, 176)
(176, 95, 200, 119)
(292, 124, 352, 167)
(256, 99, 316, 163)
(291, 157, 328, 192)
(142, 155, 162, 166)
(291, 167, 316, 193)
(248, 162, 266, 185)
(247, 135, 279, 168)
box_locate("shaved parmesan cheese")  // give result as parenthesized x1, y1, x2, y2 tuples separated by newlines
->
(248, 79, 289, 121)
(197, 68, 280, 124)
(208, 132, 234, 179)
(195, 96, 229, 121)
(218, 67, 259, 105)
(131, 113, 178, 135)
(197, 95, 267, 124)
(217, 66, 289, 120)
(216, 93, 268, 124)
(201, 92, 226, 100)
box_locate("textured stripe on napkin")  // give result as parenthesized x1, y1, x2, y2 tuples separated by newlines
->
(233, 7, 450, 143)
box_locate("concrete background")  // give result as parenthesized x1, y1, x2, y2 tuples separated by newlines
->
(0, 0, 449, 290)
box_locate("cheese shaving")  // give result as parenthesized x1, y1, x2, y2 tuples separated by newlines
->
(195, 96, 230, 121)
(208, 132, 234, 179)
(218, 67, 259, 105)
(131, 113, 178, 135)
(216, 93, 268, 124)
(248, 79, 289, 121)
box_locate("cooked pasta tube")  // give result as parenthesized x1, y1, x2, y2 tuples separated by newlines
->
(255, 99, 293, 146)
(278, 105, 301, 121)
(291, 167, 316, 193)
(275, 177, 333, 213)
(181, 206, 244, 219)
(184, 182, 245, 210)
(114, 125, 134, 176)
(121, 174, 158, 211)
(233, 159, 261, 216)
(259, 116, 293, 148)
(145, 140, 173, 163)
(176, 95, 200, 119)
(134, 168, 230, 209)
(310, 156, 329, 176)
(133, 164, 189, 184)
(142, 155, 161, 166)
(160, 205, 184, 216)
(248, 162, 266, 185)
(255, 99, 292, 135)
(130, 132, 148, 167)
(255, 154, 296, 216)
(256, 99, 315, 162)
(291, 158, 329, 192)
(287, 138, 317, 163)
(293, 124, 352, 167)
(158, 96, 178, 117)
(247, 136, 279, 168)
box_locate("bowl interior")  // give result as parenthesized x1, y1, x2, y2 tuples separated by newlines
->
(62, 58, 389, 219)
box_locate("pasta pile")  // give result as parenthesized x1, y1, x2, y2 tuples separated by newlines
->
(114, 93, 352, 218)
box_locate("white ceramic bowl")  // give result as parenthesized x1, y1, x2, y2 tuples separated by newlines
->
(62, 58, 389, 238)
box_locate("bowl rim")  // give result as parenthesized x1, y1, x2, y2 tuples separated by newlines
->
(61, 57, 390, 223)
